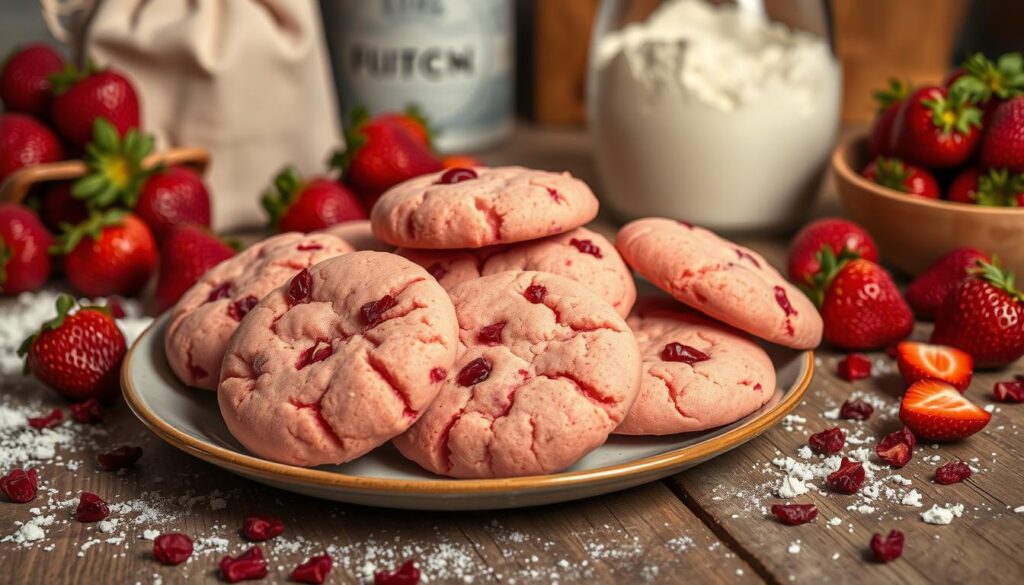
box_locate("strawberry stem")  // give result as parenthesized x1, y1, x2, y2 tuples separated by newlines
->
(73, 118, 154, 210)
(872, 79, 911, 113)
(952, 52, 1024, 103)
(971, 258, 1024, 303)
(802, 247, 861, 308)
(50, 208, 127, 256)
(260, 167, 306, 229)
(975, 168, 1024, 207)
(871, 157, 912, 193)
(921, 90, 983, 136)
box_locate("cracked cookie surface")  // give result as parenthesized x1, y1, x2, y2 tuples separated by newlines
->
(392, 271, 641, 478)
(165, 232, 354, 391)
(217, 251, 459, 467)
(370, 166, 599, 249)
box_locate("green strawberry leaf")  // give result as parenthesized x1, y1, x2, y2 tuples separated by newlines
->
(50, 208, 127, 255)
(72, 118, 155, 211)
(261, 166, 305, 230)
(872, 79, 911, 113)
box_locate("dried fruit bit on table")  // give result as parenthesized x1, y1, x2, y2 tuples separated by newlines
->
(836, 353, 872, 381)
(242, 514, 284, 542)
(75, 491, 110, 522)
(934, 460, 973, 485)
(70, 398, 103, 424)
(839, 399, 874, 421)
(808, 427, 845, 455)
(375, 559, 421, 585)
(220, 546, 268, 582)
(993, 380, 1024, 402)
(153, 533, 193, 565)
(826, 457, 865, 494)
(291, 554, 333, 584)
(871, 530, 904, 562)
(770, 503, 818, 526)
(0, 468, 38, 503)
(875, 427, 917, 468)
(27, 407, 63, 430)
(97, 445, 143, 471)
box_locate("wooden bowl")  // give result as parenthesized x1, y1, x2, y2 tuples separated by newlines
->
(0, 147, 210, 204)
(832, 132, 1024, 277)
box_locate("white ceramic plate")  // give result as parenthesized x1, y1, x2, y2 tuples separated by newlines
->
(123, 315, 813, 510)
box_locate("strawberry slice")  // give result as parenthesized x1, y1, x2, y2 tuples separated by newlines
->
(899, 380, 991, 441)
(895, 341, 973, 391)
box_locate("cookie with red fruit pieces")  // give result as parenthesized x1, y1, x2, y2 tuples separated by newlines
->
(895, 341, 973, 391)
(262, 167, 366, 233)
(891, 86, 982, 168)
(787, 217, 878, 285)
(980, 95, 1024, 173)
(135, 166, 211, 241)
(905, 247, 989, 320)
(0, 43, 65, 117)
(18, 293, 126, 402)
(53, 209, 157, 298)
(154, 224, 235, 313)
(899, 379, 991, 441)
(861, 157, 940, 198)
(0, 113, 64, 182)
(49, 63, 140, 148)
(948, 167, 1024, 206)
(931, 259, 1024, 368)
(70, 118, 154, 211)
(867, 79, 911, 159)
(0, 203, 53, 294)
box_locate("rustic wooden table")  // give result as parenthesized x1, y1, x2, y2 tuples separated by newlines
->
(2, 126, 1023, 584)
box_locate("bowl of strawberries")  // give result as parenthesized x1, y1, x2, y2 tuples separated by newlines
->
(832, 52, 1024, 277)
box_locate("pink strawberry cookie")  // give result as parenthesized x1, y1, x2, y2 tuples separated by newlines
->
(315, 219, 392, 252)
(614, 298, 776, 436)
(164, 232, 353, 390)
(218, 251, 459, 467)
(616, 218, 821, 349)
(370, 166, 599, 249)
(397, 227, 636, 317)
(392, 271, 642, 478)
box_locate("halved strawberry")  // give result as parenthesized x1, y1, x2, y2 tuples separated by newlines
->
(899, 379, 991, 441)
(895, 341, 973, 391)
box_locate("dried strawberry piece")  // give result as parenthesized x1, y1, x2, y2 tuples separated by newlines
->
(361, 294, 398, 326)
(228, 296, 259, 321)
(426, 262, 447, 281)
(661, 342, 710, 364)
(934, 460, 973, 485)
(870, 530, 904, 562)
(0, 468, 38, 503)
(106, 297, 127, 319)
(243, 514, 284, 541)
(429, 367, 447, 383)
(839, 399, 874, 421)
(826, 457, 865, 494)
(297, 243, 323, 251)
(876, 427, 916, 468)
(808, 427, 845, 455)
(220, 546, 268, 582)
(292, 553, 333, 584)
(296, 340, 333, 370)
(70, 398, 103, 424)
(437, 167, 477, 185)
(569, 238, 603, 258)
(286, 268, 313, 307)
(207, 282, 231, 302)
(478, 321, 506, 345)
(993, 380, 1024, 402)
(457, 357, 492, 387)
(75, 491, 110, 522)
(837, 353, 872, 381)
(773, 286, 797, 316)
(97, 445, 143, 471)
(523, 284, 547, 304)
(770, 503, 818, 525)
(153, 532, 193, 565)
(28, 408, 63, 430)
(375, 559, 420, 585)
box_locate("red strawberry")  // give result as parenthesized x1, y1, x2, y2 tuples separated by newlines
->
(334, 108, 443, 204)
(950, 52, 1024, 126)
(262, 167, 366, 233)
(373, 106, 433, 149)
(0, 44, 65, 117)
(899, 379, 991, 441)
(861, 157, 940, 198)
(154, 224, 234, 313)
(38, 182, 89, 233)
(931, 259, 1024, 368)
(441, 154, 484, 169)
(17, 294, 126, 401)
(905, 247, 990, 319)
(895, 341, 973, 391)
(135, 166, 211, 241)
(947, 167, 1024, 206)
(867, 79, 910, 158)
(0, 203, 53, 294)
(810, 250, 913, 350)
(54, 210, 157, 297)
(892, 86, 982, 168)
(0, 113, 64, 182)
(49, 64, 140, 148)
(71, 118, 154, 210)
(980, 96, 1024, 172)
(787, 218, 878, 285)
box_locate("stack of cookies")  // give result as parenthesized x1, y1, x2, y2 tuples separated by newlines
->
(163, 165, 822, 479)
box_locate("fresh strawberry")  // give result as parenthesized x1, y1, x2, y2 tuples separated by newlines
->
(867, 79, 910, 158)
(810, 250, 913, 350)
(333, 107, 443, 204)
(262, 167, 366, 233)
(441, 154, 483, 169)
(861, 157, 940, 198)
(373, 106, 433, 149)
(787, 218, 878, 285)
(18, 294, 126, 401)
(899, 379, 991, 441)
(154, 224, 234, 312)
(0, 113, 63, 182)
(0, 203, 53, 294)
(49, 64, 140, 148)
(0, 44, 65, 117)
(892, 86, 982, 168)
(71, 118, 154, 210)
(54, 210, 157, 297)
(905, 247, 990, 319)
(931, 259, 1024, 368)
(980, 96, 1024, 172)
(949, 52, 1024, 125)
(135, 166, 211, 241)
(38, 182, 89, 233)
(947, 167, 1024, 206)
(895, 341, 973, 391)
